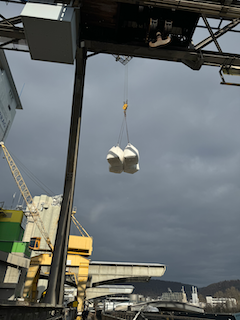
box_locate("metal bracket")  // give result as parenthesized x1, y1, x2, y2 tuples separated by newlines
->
(219, 62, 240, 86)
(182, 50, 204, 70)
(113, 55, 133, 65)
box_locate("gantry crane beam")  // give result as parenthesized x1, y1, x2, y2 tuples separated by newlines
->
(2, 0, 240, 19)
(1, 5, 240, 71)
(0, 15, 25, 39)
(2, 17, 240, 70)
(195, 18, 240, 50)
(141, 0, 240, 19)
(83, 40, 240, 70)
(0, 14, 28, 52)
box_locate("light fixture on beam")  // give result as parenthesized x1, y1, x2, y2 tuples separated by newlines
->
(219, 65, 240, 86)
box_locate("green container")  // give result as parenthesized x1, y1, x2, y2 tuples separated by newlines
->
(0, 222, 24, 241)
(0, 241, 31, 257)
(12, 242, 31, 257)
(0, 241, 12, 253)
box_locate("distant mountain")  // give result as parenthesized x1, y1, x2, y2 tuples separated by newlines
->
(126, 279, 240, 300)
(128, 279, 194, 300)
(198, 280, 240, 297)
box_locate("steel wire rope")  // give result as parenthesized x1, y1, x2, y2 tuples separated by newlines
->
(16, 159, 53, 196)
(116, 58, 132, 147)
(124, 61, 128, 104)
(124, 62, 130, 144)
(124, 111, 130, 144)
(117, 116, 125, 146)
(118, 61, 130, 146)
(5, 147, 55, 197)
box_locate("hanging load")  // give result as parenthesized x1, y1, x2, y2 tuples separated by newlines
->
(123, 143, 139, 174)
(124, 162, 139, 174)
(106, 60, 140, 174)
(123, 143, 139, 166)
(107, 142, 140, 174)
(106, 145, 124, 174)
(106, 143, 140, 174)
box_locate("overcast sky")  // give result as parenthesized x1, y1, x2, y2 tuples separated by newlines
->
(1, 3, 240, 289)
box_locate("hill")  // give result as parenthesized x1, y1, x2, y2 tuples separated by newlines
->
(129, 279, 194, 299)
(199, 280, 240, 297)
(128, 279, 240, 300)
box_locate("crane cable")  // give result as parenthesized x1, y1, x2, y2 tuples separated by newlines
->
(117, 62, 130, 146)
(3, 146, 55, 197)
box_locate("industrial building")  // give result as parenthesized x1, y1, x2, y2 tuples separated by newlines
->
(206, 296, 237, 308)
(0, 49, 22, 143)
(0, 193, 166, 312)
(22, 194, 62, 253)
(0, 194, 62, 300)
(0, 207, 30, 300)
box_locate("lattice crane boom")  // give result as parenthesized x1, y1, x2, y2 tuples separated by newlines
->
(71, 209, 90, 238)
(0, 141, 53, 251)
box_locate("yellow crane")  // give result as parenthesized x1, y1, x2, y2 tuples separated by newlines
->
(0, 141, 91, 250)
(0, 141, 53, 251)
(0, 141, 93, 311)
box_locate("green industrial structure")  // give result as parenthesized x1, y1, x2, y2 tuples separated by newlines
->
(0, 208, 30, 257)
(0, 208, 30, 300)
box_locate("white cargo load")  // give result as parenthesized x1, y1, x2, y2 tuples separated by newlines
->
(106, 143, 140, 174)
(123, 143, 139, 166)
(124, 163, 140, 174)
(109, 165, 124, 174)
(106, 145, 124, 173)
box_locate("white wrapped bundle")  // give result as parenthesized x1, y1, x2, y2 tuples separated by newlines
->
(107, 146, 124, 173)
(107, 145, 124, 165)
(123, 143, 139, 166)
(124, 163, 140, 174)
(123, 143, 140, 174)
(109, 166, 123, 174)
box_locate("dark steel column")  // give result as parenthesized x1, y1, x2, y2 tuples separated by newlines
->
(44, 47, 87, 305)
